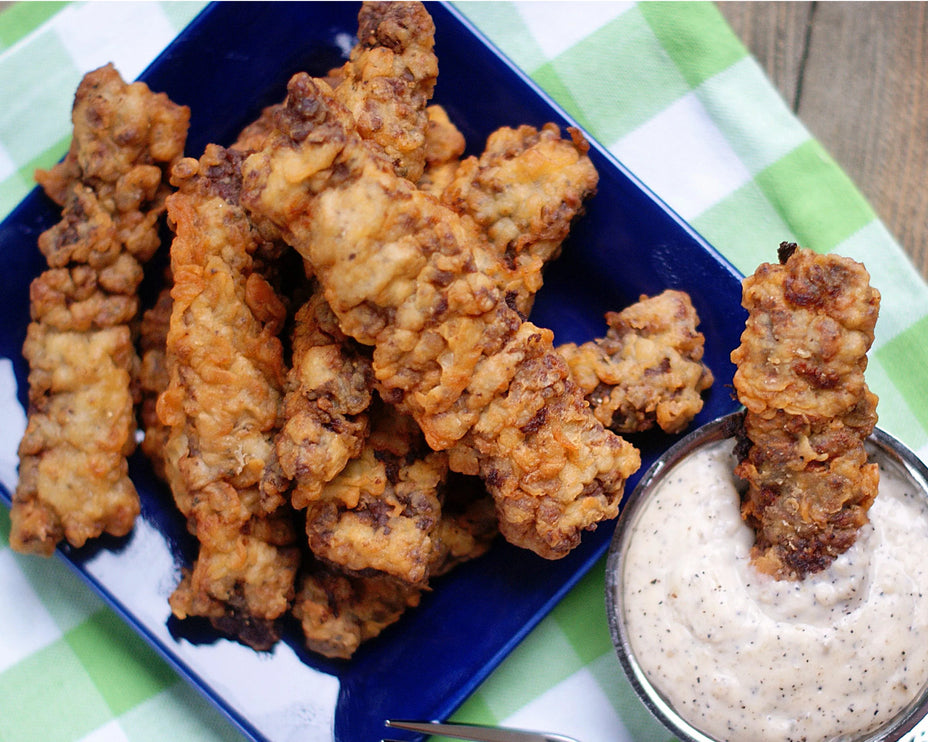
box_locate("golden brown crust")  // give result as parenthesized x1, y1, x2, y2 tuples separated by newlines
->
(273, 291, 373, 508)
(13, 324, 139, 554)
(293, 412, 495, 658)
(231, 103, 284, 155)
(157, 144, 298, 647)
(416, 104, 466, 196)
(292, 567, 421, 659)
(331, 1, 438, 182)
(441, 123, 598, 317)
(559, 290, 714, 435)
(306, 401, 446, 584)
(240, 73, 639, 560)
(36, 62, 189, 263)
(731, 244, 881, 580)
(11, 64, 189, 555)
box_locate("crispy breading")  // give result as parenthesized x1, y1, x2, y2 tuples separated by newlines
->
(559, 290, 714, 435)
(441, 123, 598, 316)
(138, 282, 173, 481)
(294, 472, 495, 659)
(416, 104, 466, 196)
(305, 401, 451, 584)
(30, 188, 143, 332)
(240, 73, 639, 559)
(36, 63, 188, 263)
(329, 1, 438, 182)
(13, 325, 139, 553)
(731, 243, 881, 580)
(11, 64, 188, 555)
(292, 567, 422, 659)
(156, 144, 299, 647)
(273, 290, 373, 508)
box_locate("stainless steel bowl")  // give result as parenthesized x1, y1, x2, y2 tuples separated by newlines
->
(605, 410, 928, 742)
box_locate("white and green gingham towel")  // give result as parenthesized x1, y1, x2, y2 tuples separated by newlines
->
(2, 3, 927, 741)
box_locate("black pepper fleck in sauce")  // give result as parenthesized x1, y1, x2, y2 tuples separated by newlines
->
(620, 439, 928, 741)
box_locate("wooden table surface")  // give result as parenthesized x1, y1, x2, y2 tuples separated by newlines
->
(717, 2, 928, 280)
(2, 2, 925, 278)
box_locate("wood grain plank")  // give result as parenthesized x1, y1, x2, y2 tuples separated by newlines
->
(799, 2, 928, 274)
(718, 1, 928, 279)
(716, 1, 813, 109)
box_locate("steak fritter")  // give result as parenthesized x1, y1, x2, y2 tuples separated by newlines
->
(11, 64, 189, 555)
(559, 290, 714, 435)
(240, 73, 640, 559)
(441, 123, 598, 317)
(157, 145, 299, 648)
(731, 243, 881, 580)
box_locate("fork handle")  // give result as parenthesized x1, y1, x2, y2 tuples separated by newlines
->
(385, 719, 577, 742)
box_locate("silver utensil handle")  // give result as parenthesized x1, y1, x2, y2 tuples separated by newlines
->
(385, 719, 578, 742)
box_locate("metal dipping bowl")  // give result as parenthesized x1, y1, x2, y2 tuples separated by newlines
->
(605, 410, 928, 742)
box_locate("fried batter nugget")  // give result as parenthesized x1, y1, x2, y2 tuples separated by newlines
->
(36, 63, 188, 264)
(273, 290, 373, 508)
(229, 1, 437, 165)
(306, 401, 445, 583)
(731, 243, 881, 580)
(330, 1, 438, 182)
(14, 325, 139, 553)
(241, 74, 639, 559)
(29, 188, 144, 332)
(559, 290, 714, 435)
(156, 144, 299, 648)
(442, 123, 598, 316)
(416, 104, 466, 196)
(292, 567, 421, 659)
(294, 471, 496, 659)
(11, 64, 189, 555)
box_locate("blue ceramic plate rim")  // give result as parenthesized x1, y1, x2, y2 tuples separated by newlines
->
(0, 3, 746, 741)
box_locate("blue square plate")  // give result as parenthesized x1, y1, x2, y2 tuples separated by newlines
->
(0, 3, 745, 740)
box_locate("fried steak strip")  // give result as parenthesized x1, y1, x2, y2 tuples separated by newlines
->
(294, 470, 496, 659)
(305, 398, 496, 583)
(241, 74, 639, 560)
(305, 400, 445, 583)
(731, 243, 881, 580)
(441, 123, 599, 317)
(11, 64, 189, 555)
(559, 290, 714, 435)
(274, 291, 374, 508)
(330, 1, 438, 182)
(156, 144, 299, 648)
(292, 567, 421, 660)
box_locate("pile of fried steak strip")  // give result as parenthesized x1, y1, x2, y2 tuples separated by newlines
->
(10, 2, 714, 658)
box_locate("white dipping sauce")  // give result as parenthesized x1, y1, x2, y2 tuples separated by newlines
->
(620, 439, 928, 742)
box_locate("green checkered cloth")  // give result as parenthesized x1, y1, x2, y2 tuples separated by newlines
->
(2, 3, 927, 741)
